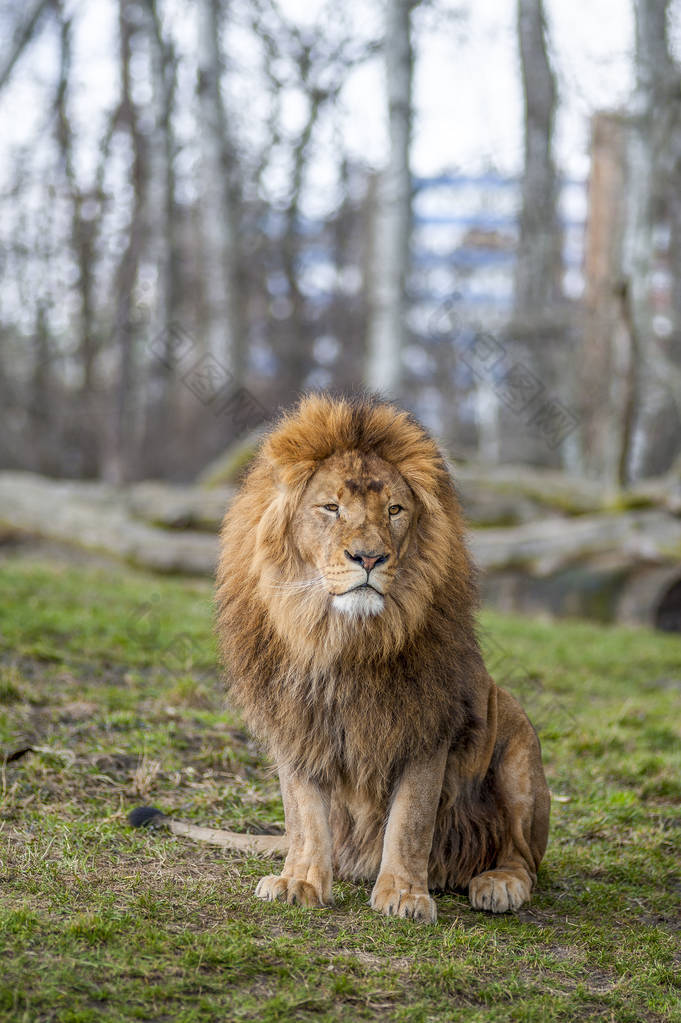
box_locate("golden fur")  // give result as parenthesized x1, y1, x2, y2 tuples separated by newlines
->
(215, 394, 550, 919)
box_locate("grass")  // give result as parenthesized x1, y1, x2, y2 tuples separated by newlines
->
(0, 553, 680, 1022)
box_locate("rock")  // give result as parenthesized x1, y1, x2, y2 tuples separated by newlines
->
(0, 472, 217, 575)
(456, 484, 545, 527)
(197, 428, 266, 487)
(626, 474, 681, 516)
(482, 561, 635, 623)
(482, 559, 681, 630)
(127, 482, 233, 532)
(615, 563, 681, 629)
(1, 471, 680, 631)
(471, 510, 681, 575)
(451, 462, 610, 515)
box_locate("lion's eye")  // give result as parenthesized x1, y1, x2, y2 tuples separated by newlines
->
(323, 503, 339, 513)
(388, 504, 403, 517)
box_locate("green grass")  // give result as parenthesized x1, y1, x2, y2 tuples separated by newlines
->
(1, 554, 680, 1022)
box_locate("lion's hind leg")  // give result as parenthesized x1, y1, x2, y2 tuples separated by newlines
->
(468, 694, 550, 914)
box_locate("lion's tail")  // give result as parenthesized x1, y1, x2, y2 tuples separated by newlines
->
(127, 806, 289, 855)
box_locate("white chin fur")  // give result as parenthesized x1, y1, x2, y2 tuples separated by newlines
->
(332, 588, 385, 619)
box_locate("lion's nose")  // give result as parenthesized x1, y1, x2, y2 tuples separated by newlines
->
(344, 550, 389, 573)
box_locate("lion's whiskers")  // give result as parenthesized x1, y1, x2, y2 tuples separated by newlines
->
(270, 577, 323, 593)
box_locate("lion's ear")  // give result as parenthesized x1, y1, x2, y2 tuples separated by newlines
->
(404, 477, 442, 517)
(262, 447, 316, 504)
(258, 436, 318, 522)
(262, 424, 319, 493)
(397, 461, 450, 519)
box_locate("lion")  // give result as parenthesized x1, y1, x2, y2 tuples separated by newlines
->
(130, 393, 550, 921)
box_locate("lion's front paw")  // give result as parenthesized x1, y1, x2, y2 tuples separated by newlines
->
(370, 873, 437, 923)
(255, 874, 332, 908)
(468, 869, 530, 913)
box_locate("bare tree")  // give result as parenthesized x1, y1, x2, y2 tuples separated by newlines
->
(514, 0, 561, 319)
(104, 0, 150, 482)
(52, 0, 103, 475)
(142, 0, 182, 471)
(253, 3, 333, 398)
(248, 0, 377, 404)
(0, 0, 50, 91)
(495, 0, 565, 468)
(4, 0, 643, 482)
(196, 0, 244, 382)
(626, 0, 681, 478)
(365, 0, 414, 397)
(576, 4, 681, 484)
(579, 114, 639, 486)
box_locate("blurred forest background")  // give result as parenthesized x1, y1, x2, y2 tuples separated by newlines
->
(0, 0, 680, 486)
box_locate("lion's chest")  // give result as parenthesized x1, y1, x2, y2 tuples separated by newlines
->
(270, 670, 437, 795)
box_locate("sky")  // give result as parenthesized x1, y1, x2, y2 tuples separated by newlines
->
(0, 0, 646, 338)
(299, 0, 636, 180)
(0, 0, 652, 218)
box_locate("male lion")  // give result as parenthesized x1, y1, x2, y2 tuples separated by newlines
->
(131, 394, 550, 920)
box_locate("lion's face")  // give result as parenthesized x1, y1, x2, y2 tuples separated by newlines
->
(290, 450, 415, 619)
(221, 393, 473, 668)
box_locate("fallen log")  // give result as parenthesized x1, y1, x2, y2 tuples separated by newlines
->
(0, 473, 218, 575)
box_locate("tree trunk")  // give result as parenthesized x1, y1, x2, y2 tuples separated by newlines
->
(627, 0, 681, 479)
(29, 304, 53, 474)
(580, 113, 638, 486)
(276, 83, 325, 402)
(105, 0, 149, 483)
(0, 0, 50, 92)
(514, 0, 561, 319)
(497, 0, 565, 468)
(196, 0, 244, 383)
(53, 0, 100, 477)
(144, 0, 181, 475)
(365, 0, 413, 397)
